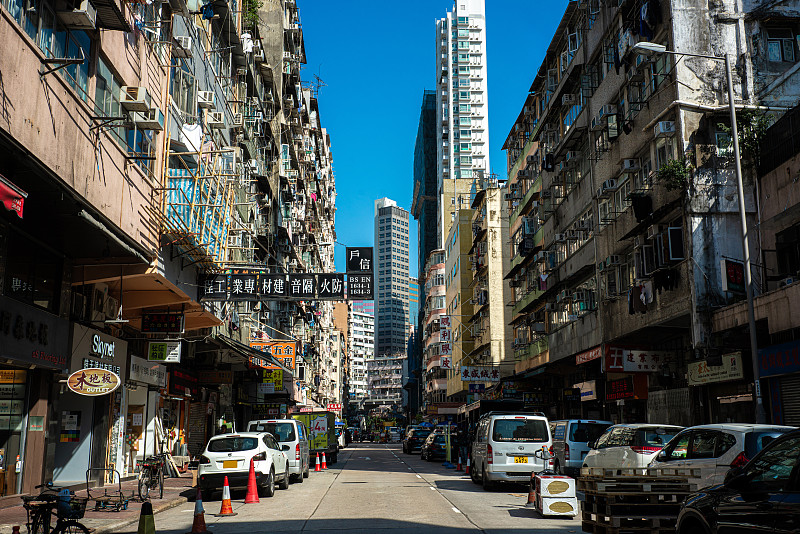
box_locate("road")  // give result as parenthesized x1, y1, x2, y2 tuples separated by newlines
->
(112, 442, 579, 534)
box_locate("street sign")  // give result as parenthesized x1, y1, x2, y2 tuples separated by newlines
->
(347, 273, 374, 300)
(147, 340, 182, 363)
(317, 273, 345, 299)
(346, 247, 373, 273)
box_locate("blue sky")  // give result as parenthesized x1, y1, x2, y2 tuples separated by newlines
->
(299, 1, 569, 277)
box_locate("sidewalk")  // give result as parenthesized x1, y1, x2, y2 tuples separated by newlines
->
(0, 475, 195, 534)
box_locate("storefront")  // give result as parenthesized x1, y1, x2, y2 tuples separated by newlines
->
(126, 355, 166, 474)
(167, 367, 205, 457)
(0, 294, 70, 495)
(759, 340, 800, 426)
(573, 346, 604, 419)
(687, 351, 751, 424)
(54, 325, 128, 486)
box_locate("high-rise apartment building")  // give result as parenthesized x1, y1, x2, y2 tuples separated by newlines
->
(412, 90, 439, 280)
(436, 0, 490, 247)
(374, 198, 411, 357)
(348, 308, 374, 410)
(352, 300, 374, 316)
(409, 277, 420, 332)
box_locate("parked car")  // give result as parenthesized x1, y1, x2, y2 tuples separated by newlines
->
(583, 424, 683, 470)
(676, 429, 800, 534)
(470, 412, 553, 490)
(198, 432, 290, 500)
(421, 433, 449, 461)
(247, 419, 310, 482)
(551, 419, 613, 477)
(388, 426, 403, 442)
(402, 427, 432, 454)
(649, 423, 796, 489)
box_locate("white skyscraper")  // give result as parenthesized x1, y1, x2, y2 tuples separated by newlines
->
(374, 198, 410, 357)
(436, 0, 490, 247)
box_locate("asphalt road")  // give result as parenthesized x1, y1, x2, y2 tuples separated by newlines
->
(114, 443, 580, 534)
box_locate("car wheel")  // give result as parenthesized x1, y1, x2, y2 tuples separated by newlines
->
(482, 467, 494, 491)
(278, 470, 290, 490)
(470, 459, 480, 484)
(262, 469, 275, 498)
(677, 517, 709, 534)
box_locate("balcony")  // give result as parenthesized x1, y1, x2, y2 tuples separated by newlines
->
(428, 378, 448, 391)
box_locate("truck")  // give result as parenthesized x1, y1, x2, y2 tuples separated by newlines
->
(292, 411, 339, 464)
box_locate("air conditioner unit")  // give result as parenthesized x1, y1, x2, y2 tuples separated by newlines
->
(71, 291, 87, 321)
(120, 86, 150, 112)
(254, 47, 266, 63)
(780, 277, 796, 288)
(197, 91, 215, 109)
(530, 322, 546, 333)
(622, 158, 641, 172)
(654, 121, 676, 138)
(541, 190, 552, 199)
(627, 66, 644, 82)
(173, 35, 192, 58)
(533, 251, 545, 263)
(132, 107, 165, 131)
(545, 303, 557, 311)
(597, 261, 605, 272)
(230, 113, 244, 129)
(104, 296, 120, 320)
(58, 0, 97, 30)
(554, 233, 566, 243)
(606, 255, 622, 266)
(590, 116, 604, 131)
(562, 93, 577, 106)
(647, 224, 663, 240)
(206, 111, 225, 129)
(90, 283, 109, 323)
(601, 178, 619, 194)
(635, 54, 652, 68)
(598, 104, 617, 119)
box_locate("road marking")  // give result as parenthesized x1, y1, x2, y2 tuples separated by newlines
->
(415, 474, 421, 478)
(452, 507, 461, 514)
(429, 486, 436, 490)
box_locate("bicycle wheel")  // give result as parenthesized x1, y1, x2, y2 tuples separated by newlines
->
(138, 470, 151, 500)
(157, 466, 164, 499)
(52, 521, 90, 534)
(30, 509, 52, 534)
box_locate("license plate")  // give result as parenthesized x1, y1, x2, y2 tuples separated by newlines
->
(223, 460, 237, 468)
(514, 457, 528, 464)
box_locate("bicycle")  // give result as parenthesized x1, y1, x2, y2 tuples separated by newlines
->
(22, 483, 89, 534)
(137, 452, 166, 500)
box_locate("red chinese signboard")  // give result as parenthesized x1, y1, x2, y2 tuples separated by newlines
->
(576, 346, 602, 365)
(327, 403, 342, 411)
(0, 174, 26, 219)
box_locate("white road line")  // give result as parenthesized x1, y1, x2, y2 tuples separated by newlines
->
(416, 474, 422, 478)
(452, 507, 461, 514)
(429, 486, 436, 490)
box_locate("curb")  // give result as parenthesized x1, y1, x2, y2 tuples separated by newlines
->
(91, 495, 189, 534)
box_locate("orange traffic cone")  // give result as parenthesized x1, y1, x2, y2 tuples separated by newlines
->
(12, 527, 20, 534)
(465, 458, 470, 475)
(321, 452, 327, 470)
(186, 488, 210, 534)
(526, 472, 537, 508)
(215, 476, 237, 517)
(456, 456, 463, 471)
(244, 458, 260, 504)
(315, 453, 321, 472)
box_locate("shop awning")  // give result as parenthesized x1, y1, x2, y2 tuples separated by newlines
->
(93, 0, 133, 32)
(0, 173, 27, 218)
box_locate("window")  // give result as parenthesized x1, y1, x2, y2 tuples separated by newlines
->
(766, 28, 796, 62)
(171, 62, 197, 119)
(4, 230, 62, 313)
(740, 435, 800, 492)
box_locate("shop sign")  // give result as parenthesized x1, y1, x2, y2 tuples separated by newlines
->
(299, 407, 313, 413)
(252, 403, 283, 417)
(28, 416, 44, 431)
(0, 369, 26, 384)
(327, 403, 341, 411)
(606, 377, 634, 401)
(758, 339, 800, 378)
(426, 405, 438, 415)
(67, 368, 121, 396)
(574, 380, 597, 402)
(348, 273, 374, 300)
(250, 340, 296, 371)
(72, 325, 127, 380)
(459, 366, 501, 382)
(468, 383, 485, 393)
(687, 352, 744, 386)
(198, 370, 233, 384)
(262, 369, 283, 391)
(0, 295, 70, 370)
(257, 382, 274, 394)
(0, 174, 27, 218)
(721, 258, 745, 294)
(563, 387, 581, 401)
(523, 392, 547, 405)
(129, 356, 167, 388)
(576, 346, 602, 365)
(141, 312, 185, 334)
(346, 247, 373, 273)
(440, 355, 452, 368)
(147, 341, 181, 363)
(605, 346, 669, 373)
(168, 369, 198, 397)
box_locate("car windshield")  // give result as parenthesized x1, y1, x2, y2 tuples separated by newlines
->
(433, 435, 447, 444)
(249, 423, 296, 442)
(492, 419, 549, 443)
(412, 429, 431, 438)
(637, 428, 680, 447)
(208, 437, 259, 452)
(569, 423, 609, 443)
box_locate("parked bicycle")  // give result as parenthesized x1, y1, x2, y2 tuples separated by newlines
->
(21, 483, 89, 534)
(137, 452, 167, 500)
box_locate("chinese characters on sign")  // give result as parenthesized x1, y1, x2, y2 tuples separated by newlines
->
(317, 273, 345, 299)
(440, 316, 452, 329)
(346, 248, 373, 273)
(201, 271, 368, 301)
(687, 352, 744, 385)
(459, 366, 501, 382)
(288, 275, 316, 298)
(327, 403, 342, 411)
(67, 368, 120, 396)
(606, 376, 634, 401)
(440, 355, 452, 369)
(147, 341, 182, 363)
(721, 258, 745, 294)
(605, 347, 670, 372)
(249, 340, 296, 371)
(141, 312, 185, 334)
(230, 272, 259, 301)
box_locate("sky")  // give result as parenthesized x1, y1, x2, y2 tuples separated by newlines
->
(299, 0, 570, 277)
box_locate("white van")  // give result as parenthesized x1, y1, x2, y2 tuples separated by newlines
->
(247, 419, 310, 482)
(470, 412, 552, 490)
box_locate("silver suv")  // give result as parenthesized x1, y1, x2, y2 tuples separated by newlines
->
(247, 419, 310, 482)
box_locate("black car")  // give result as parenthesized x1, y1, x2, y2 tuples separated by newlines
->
(421, 433, 449, 461)
(402, 427, 432, 454)
(677, 429, 800, 534)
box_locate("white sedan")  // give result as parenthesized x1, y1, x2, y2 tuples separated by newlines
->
(583, 424, 683, 470)
(198, 432, 289, 500)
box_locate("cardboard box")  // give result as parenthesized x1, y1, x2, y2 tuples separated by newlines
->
(538, 496, 579, 516)
(536, 475, 576, 497)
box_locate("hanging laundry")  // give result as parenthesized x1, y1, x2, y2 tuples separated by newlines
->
(181, 123, 203, 152)
(642, 281, 654, 305)
(633, 285, 647, 313)
(639, 3, 654, 40)
(628, 287, 635, 315)
(201, 2, 215, 20)
(310, 192, 317, 202)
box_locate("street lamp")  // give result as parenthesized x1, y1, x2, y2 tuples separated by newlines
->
(631, 42, 766, 424)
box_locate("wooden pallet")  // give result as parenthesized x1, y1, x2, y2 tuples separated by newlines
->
(582, 500, 682, 518)
(580, 467, 701, 479)
(581, 520, 673, 534)
(578, 478, 697, 494)
(584, 491, 688, 506)
(582, 511, 677, 528)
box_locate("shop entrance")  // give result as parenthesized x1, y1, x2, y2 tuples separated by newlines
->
(0, 367, 26, 496)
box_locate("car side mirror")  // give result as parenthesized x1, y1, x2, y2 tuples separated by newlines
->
(281, 445, 291, 452)
(724, 466, 745, 487)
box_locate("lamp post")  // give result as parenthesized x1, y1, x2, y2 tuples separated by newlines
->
(631, 42, 766, 423)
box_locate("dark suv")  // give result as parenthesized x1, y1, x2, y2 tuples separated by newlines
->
(402, 427, 432, 454)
